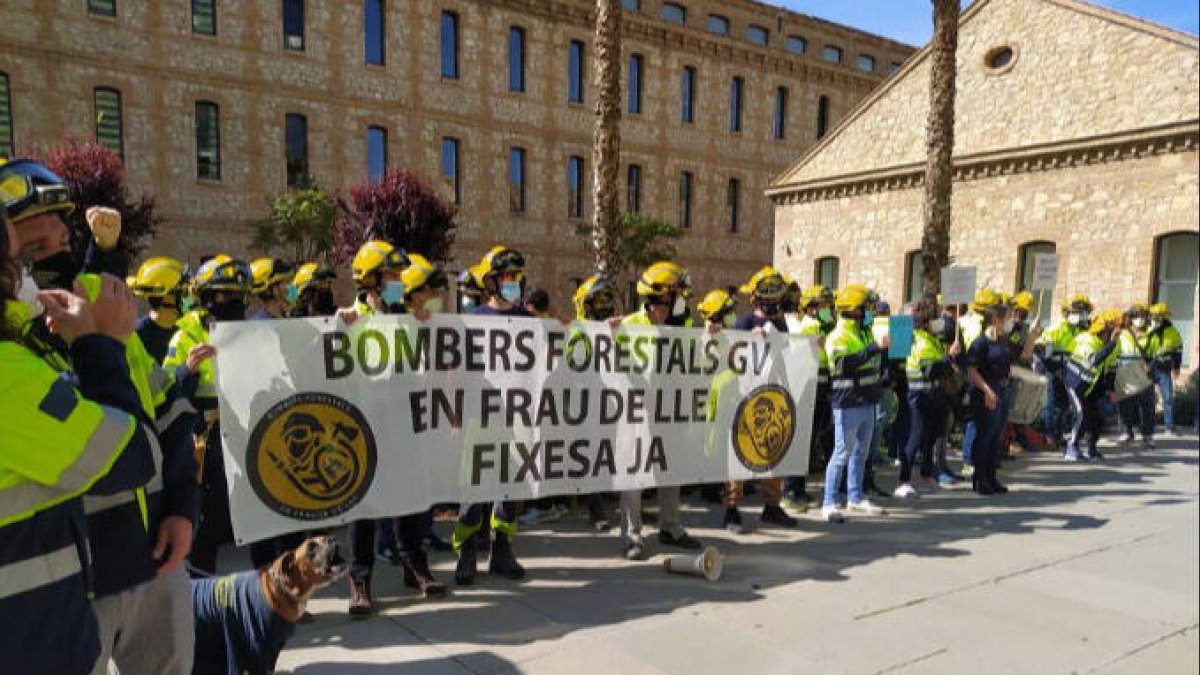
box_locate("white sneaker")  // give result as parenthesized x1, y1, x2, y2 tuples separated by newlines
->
(848, 499, 886, 516)
(821, 505, 844, 523)
(893, 483, 919, 499)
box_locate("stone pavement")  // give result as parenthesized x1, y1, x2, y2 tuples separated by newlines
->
(264, 435, 1198, 674)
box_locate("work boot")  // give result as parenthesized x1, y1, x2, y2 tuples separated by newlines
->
(348, 574, 373, 618)
(760, 504, 797, 528)
(488, 532, 526, 580)
(454, 536, 477, 586)
(403, 551, 448, 597)
(723, 507, 747, 534)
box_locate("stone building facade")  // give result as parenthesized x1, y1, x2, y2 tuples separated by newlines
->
(0, 0, 912, 311)
(768, 0, 1200, 365)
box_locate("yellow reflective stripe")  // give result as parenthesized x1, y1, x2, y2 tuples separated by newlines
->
(136, 487, 149, 530)
(0, 545, 82, 600)
(57, 407, 135, 491)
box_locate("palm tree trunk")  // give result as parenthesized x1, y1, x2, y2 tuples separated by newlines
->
(921, 0, 960, 293)
(592, 0, 622, 276)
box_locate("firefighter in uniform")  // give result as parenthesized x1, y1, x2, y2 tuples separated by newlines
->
(895, 295, 960, 499)
(1115, 303, 1155, 449)
(1064, 310, 1122, 462)
(1147, 302, 1183, 435)
(784, 284, 835, 511)
(129, 256, 188, 364)
(575, 274, 621, 530)
(290, 262, 338, 318)
(1039, 294, 1093, 450)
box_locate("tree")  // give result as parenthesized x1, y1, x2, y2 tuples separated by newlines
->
(920, 0, 960, 294)
(252, 186, 337, 264)
(590, 0, 622, 275)
(576, 211, 683, 309)
(38, 133, 164, 262)
(335, 169, 457, 264)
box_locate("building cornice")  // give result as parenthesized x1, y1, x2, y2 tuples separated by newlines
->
(767, 120, 1200, 205)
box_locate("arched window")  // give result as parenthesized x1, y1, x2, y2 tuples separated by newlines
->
(1154, 231, 1199, 366)
(904, 250, 926, 304)
(1017, 240, 1056, 325)
(814, 256, 839, 288)
(816, 95, 830, 139)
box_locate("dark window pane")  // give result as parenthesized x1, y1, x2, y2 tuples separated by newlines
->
(509, 147, 526, 213)
(856, 54, 876, 72)
(195, 101, 221, 180)
(568, 40, 584, 103)
(0, 72, 12, 159)
(727, 178, 740, 232)
(706, 15, 729, 35)
(441, 12, 459, 79)
(567, 156, 584, 218)
(622, 0, 640, 10)
(817, 95, 830, 138)
(367, 126, 387, 183)
(89, 0, 116, 17)
(284, 0, 305, 50)
(627, 164, 641, 213)
(441, 137, 461, 205)
(509, 27, 525, 92)
(678, 171, 693, 229)
(192, 0, 216, 35)
(365, 0, 385, 65)
(1155, 232, 1199, 365)
(822, 45, 843, 64)
(774, 87, 788, 140)
(815, 257, 839, 288)
(729, 77, 743, 132)
(1018, 242, 1057, 326)
(628, 53, 642, 114)
(785, 35, 806, 54)
(285, 113, 308, 187)
(661, 3, 686, 24)
(747, 25, 769, 46)
(681, 66, 695, 123)
(889, 61, 902, 74)
(905, 251, 925, 304)
(93, 87, 123, 160)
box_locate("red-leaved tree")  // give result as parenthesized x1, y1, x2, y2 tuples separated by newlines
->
(335, 170, 457, 264)
(35, 134, 164, 262)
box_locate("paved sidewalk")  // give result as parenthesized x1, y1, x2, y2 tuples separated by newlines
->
(266, 436, 1198, 674)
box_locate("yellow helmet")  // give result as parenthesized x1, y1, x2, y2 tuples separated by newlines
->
(970, 288, 1004, 314)
(352, 240, 409, 283)
(800, 284, 833, 310)
(400, 253, 448, 294)
(1149, 302, 1171, 318)
(573, 274, 618, 320)
(1125, 302, 1149, 317)
(192, 254, 251, 295)
(0, 158, 76, 224)
(1013, 290, 1035, 313)
(697, 289, 737, 322)
(834, 284, 872, 314)
(1089, 309, 1122, 335)
(996, 291, 1013, 308)
(1063, 293, 1093, 315)
(292, 262, 336, 296)
(129, 256, 187, 298)
(477, 246, 526, 279)
(636, 260, 690, 298)
(250, 257, 296, 296)
(739, 266, 787, 301)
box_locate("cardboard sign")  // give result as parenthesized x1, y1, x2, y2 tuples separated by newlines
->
(887, 315, 914, 359)
(940, 266, 977, 305)
(1031, 253, 1059, 291)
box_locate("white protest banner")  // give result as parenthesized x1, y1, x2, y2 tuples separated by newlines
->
(213, 314, 818, 544)
(1031, 253, 1059, 291)
(940, 266, 977, 305)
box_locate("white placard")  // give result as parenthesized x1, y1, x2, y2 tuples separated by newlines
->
(1031, 253, 1059, 291)
(940, 266, 977, 305)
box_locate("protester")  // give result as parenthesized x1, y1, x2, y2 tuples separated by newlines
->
(129, 256, 188, 363)
(1147, 302, 1183, 435)
(1065, 310, 1122, 462)
(895, 295, 960, 499)
(1115, 303, 1156, 450)
(785, 284, 835, 511)
(1042, 294, 1093, 453)
(574, 274, 621, 531)
(290, 262, 338, 318)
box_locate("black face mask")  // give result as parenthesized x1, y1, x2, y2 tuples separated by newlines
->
(760, 303, 780, 317)
(207, 298, 246, 322)
(591, 306, 615, 321)
(30, 251, 79, 290)
(311, 288, 336, 317)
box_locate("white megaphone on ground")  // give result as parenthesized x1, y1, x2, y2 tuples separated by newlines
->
(663, 546, 723, 582)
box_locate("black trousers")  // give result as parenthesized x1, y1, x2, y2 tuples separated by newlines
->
(351, 514, 427, 577)
(191, 427, 232, 574)
(1117, 388, 1155, 438)
(901, 392, 946, 483)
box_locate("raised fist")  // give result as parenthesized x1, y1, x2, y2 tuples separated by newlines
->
(86, 207, 122, 251)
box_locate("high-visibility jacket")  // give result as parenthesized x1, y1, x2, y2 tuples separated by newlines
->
(959, 312, 984, 350)
(1040, 321, 1080, 371)
(1, 329, 158, 675)
(165, 309, 218, 406)
(826, 317, 882, 409)
(1147, 322, 1183, 372)
(905, 328, 951, 393)
(797, 314, 831, 386)
(1066, 332, 1117, 397)
(1115, 330, 1151, 368)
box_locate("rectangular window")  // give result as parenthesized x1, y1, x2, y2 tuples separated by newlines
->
(889, 61, 902, 75)
(822, 45, 843, 64)
(815, 256, 839, 288)
(365, 0, 385, 65)
(627, 164, 641, 213)
(88, 0, 116, 17)
(568, 40, 584, 104)
(195, 101, 220, 180)
(661, 3, 686, 24)
(857, 54, 876, 73)
(440, 11, 459, 79)
(628, 53, 643, 114)
(567, 155, 584, 218)
(729, 76, 743, 132)
(1155, 232, 1199, 366)
(785, 35, 806, 54)
(509, 27, 526, 92)
(192, 0, 216, 35)
(367, 125, 387, 183)
(727, 178, 740, 232)
(678, 171, 693, 229)
(817, 95, 830, 138)
(509, 147, 526, 214)
(93, 87, 123, 160)
(285, 113, 308, 187)
(747, 25, 769, 46)
(1018, 241, 1057, 326)
(441, 137, 461, 205)
(904, 250, 925, 304)
(773, 86, 788, 140)
(622, 0, 640, 10)
(283, 0, 305, 51)
(0, 72, 12, 160)
(706, 15, 729, 35)
(681, 66, 696, 123)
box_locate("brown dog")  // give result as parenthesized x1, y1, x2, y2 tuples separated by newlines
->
(192, 535, 348, 674)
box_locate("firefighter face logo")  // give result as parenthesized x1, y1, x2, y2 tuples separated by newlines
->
(248, 393, 377, 520)
(731, 385, 795, 472)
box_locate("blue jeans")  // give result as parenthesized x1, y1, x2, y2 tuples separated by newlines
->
(962, 418, 976, 466)
(1154, 369, 1175, 429)
(824, 404, 876, 508)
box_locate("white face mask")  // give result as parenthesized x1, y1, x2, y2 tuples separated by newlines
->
(1151, 319, 1164, 329)
(671, 295, 687, 318)
(16, 268, 44, 316)
(1002, 318, 1015, 333)
(423, 297, 444, 314)
(1067, 312, 1082, 326)
(928, 318, 946, 335)
(1132, 317, 1146, 329)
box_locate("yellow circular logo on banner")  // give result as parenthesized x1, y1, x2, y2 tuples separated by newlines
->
(731, 385, 795, 472)
(247, 393, 377, 521)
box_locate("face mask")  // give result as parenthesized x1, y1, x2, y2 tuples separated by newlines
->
(500, 281, 522, 304)
(722, 313, 737, 329)
(285, 284, 299, 304)
(16, 268, 43, 316)
(929, 318, 946, 335)
(1151, 319, 1164, 329)
(862, 311, 875, 327)
(760, 303, 780, 317)
(381, 281, 405, 308)
(312, 288, 336, 316)
(817, 307, 833, 325)
(460, 296, 477, 313)
(1067, 313, 1082, 326)
(1002, 318, 1015, 333)
(423, 297, 444, 314)
(208, 298, 246, 322)
(29, 250, 78, 290)
(671, 295, 687, 317)
(1132, 317, 1146, 329)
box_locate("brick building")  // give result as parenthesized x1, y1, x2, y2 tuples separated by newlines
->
(0, 0, 912, 311)
(768, 0, 1199, 365)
